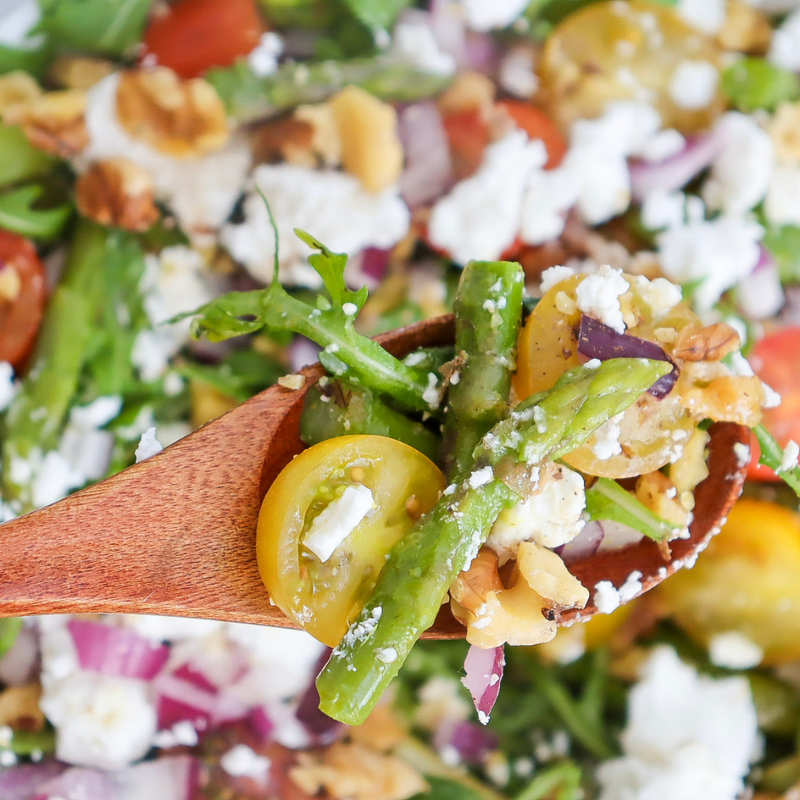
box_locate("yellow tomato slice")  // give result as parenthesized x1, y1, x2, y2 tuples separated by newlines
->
(257, 435, 446, 647)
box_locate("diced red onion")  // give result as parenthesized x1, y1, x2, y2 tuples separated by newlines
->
(248, 705, 275, 741)
(0, 761, 65, 800)
(434, 719, 499, 764)
(399, 102, 453, 208)
(172, 663, 219, 695)
(288, 337, 322, 373)
(596, 520, 645, 552)
(425, 4, 468, 67)
(34, 767, 113, 800)
(739, 247, 784, 320)
(295, 649, 342, 745)
(360, 248, 392, 282)
(0, 624, 39, 686)
(67, 620, 169, 681)
(559, 521, 605, 564)
(463, 31, 498, 73)
(461, 644, 505, 725)
(630, 130, 726, 202)
(154, 672, 249, 731)
(577, 315, 678, 399)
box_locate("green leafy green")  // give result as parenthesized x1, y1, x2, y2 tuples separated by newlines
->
(763, 224, 800, 283)
(754, 424, 800, 498)
(37, 0, 154, 57)
(721, 57, 800, 113)
(0, 42, 51, 79)
(585, 477, 678, 542)
(257, 0, 339, 27)
(177, 349, 284, 403)
(412, 777, 486, 800)
(0, 125, 55, 189)
(0, 184, 71, 240)
(513, 762, 583, 800)
(0, 618, 22, 660)
(339, 0, 411, 31)
(6, 727, 56, 756)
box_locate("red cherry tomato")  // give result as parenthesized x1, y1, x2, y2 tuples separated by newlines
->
(748, 327, 800, 480)
(0, 229, 46, 370)
(141, 0, 264, 79)
(496, 99, 568, 169)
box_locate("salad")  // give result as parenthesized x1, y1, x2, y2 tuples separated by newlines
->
(1, 0, 800, 798)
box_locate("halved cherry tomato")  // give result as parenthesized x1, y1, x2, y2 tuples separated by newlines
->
(496, 100, 567, 169)
(442, 108, 491, 181)
(257, 435, 445, 647)
(0, 229, 46, 370)
(747, 327, 800, 480)
(141, 0, 264, 79)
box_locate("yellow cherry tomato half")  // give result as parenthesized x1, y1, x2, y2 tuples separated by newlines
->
(257, 435, 446, 647)
(659, 498, 800, 664)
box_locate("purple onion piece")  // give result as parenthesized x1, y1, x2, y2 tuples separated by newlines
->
(434, 720, 499, 764)
(0, 624, 38, 686)
(559, 521, 605, 564)
(398, 101, 453, 208)
(0, 761, 66, 800)
(295, 649, 343, 745)
(577, 315, 678, 399)
(596, 520, 645, 552)
(248, 705, 275, 742)
(461, 644, 505, 725)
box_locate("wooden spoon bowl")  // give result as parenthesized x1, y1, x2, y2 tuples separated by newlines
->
(0, 315, 747, 637)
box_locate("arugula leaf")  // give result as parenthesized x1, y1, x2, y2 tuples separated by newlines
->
(0, 42, 51, 79)
(721, 57, 800, 113)
(339, 0, 411, 31)
(411, 777, 486, 800)
(37, 0, 154, 57)
(585, 477, 678, 542)
(0, 183, 71, 240)
(0, 125, 55, 188)
(754, 424, 800, 498)
(763, 224, 800, 283)
(177, 349, 285, 403)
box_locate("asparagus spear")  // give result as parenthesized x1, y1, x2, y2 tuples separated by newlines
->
(316, 357, 671, 725)
(442, 260, 524, 478)
(300, 377, 442, 463)
(207, 57, 452, 124)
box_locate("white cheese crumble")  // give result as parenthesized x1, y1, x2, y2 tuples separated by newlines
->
(429, 131, 547, 264)
(152, 720, 199, 748)
(468, 466, 495, 489)
(520, 163, 578, 245)
(0, 361, 16, 412)
(487, 465, 586, 561)
(765, 162, 800, 226)
(390, 16, 456, 76)
(0, 0, 42, 48)
(590, 413, 624, 461)
(769, 8, 800, 72)
(575, 265, 630, 333)
(303, 485, 374, 563)
(247, 31, 283, 77)
(594, 581, 621, 614)
(709, 632, 764, 669)
(676, 0, 726, 34)
(423, 372, 441, 410)
(540, 265, 574, 294)
(135, 427, 164, 463)
(498, 46, 538, 98)
(668, 60, 719, 110)
(597, 647, 758, 800)
(220, 744, 271, 781)
(633, 275, 682, 319)
(779, 440, 800, 472)
(733, 442, 751, 469)
(458, 0, 530, 30)
(703, 113, 774, 215)
(222, 163, 410, 286)
(639, 128, 685, 163)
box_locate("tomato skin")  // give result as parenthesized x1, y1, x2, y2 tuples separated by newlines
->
(442, 108, 490, 181)
(747, 327, 800, 480)
(496, 100, 567, 169)
(257, 435, 445, 647)
(141, 0, 264, 79)
(0, 229, 46, 370)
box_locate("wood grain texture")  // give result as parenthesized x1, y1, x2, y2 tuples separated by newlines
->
(0, 313, 746, 639)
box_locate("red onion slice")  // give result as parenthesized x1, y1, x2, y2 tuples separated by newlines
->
(34, 767, 113, 800)
(398, 102, 453, 208)
(0, 761, 65, 800)
(116, 755, 199, 800)
(434, 719, 499, 764)
(461, 644, 505, 725)
(577, 315, 678, 399)
(630, 130, 725, 201)
(154, 672, 249, 731)
(295, 649, 342, 745)
(739, 247, 784, 320)
(248, 705, 275, 741)
(559, 521, 605, 564)
(0, 624, 39, 686)
(596, 520, 645, 551)
(67, 620, 169, 681)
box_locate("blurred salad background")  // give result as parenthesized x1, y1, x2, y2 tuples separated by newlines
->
(2, 0, 800, 797)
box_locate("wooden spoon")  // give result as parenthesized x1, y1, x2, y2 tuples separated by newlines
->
(0, 315, 748, 637)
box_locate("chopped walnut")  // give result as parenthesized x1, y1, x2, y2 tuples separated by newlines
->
(635, 471, 690, 529)
(289, 742, 428, 800)
(717, 0, 772, 53)
(450, 543, 588, 648)
(49, 55, 117, 91)
(348, 701, 409, 753)
(76, 158, 160, 232)
(0, 71, 42, 115)
(0, 684, 45, 730)
(294, 103, 342, 167)
(672, 322, 741, 362)
(680, 375, 765, 427)
(3, 90, 88, 157)
(116, 67, 229, 158)
(769, 102, 800, 164)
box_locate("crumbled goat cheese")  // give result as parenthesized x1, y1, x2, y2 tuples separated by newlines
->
(135, 427, 164, 463)
(458, 0, 530, 30)
(429, 131, 547, 264)
(125, 615, 223, 642)
(222, 163, 410, 286)
(633, 275, 682, 318)
(590, 413, 624, 460)
(709, 632, 764, 669)
(277, 374, 306, 390)
(703, 113, 774, 215)
(769, 8, 800, 72)
(70, 396, 123, 428)
(779, 440, 800, 472)
(40, 671, 157, 770)
(488, 465, 586, 562)
(468, 466, 495, 489)
(499, 46, 538, 98)
(247, 31, 283, 77)
(84, 75, 251, 235)
(540, 265, 574, 294)
(32, 451, 82, 508)
(594, 581, 622, 614)
(639, 128, 686, 163)
(562, 144, 630, 226)
(641, 190, 688, 231)
(669, 60, 719, 110)
(391, 16, 456, 76)
(597, 647, 758, 800)
(765, 162, 800, 226)
(0, 0, 42, 47)
(153, 721, 199, 748)
(303, 484, 375, 562)
(423, 372, 441, 410)
(59, 395, 122, 483)
(734, 443, 752, 470)
(221, 744, 271, 781)
(0, 361, 16, 411)
(676, 0, 726, 34)
(575, 265, 630, 333)
(619, 571, 643, 604)
(656, 214, 763, 311)
(520, 162, 578, 245)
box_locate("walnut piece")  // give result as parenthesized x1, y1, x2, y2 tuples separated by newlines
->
(769, 102, 800, 164)
(116, 67, 229, 158)
(49, 55, 116, 91)
(0, 684, 44, 730)
(672, 322, 741, 362)
(717, 0, 772, 53)
(289, 742, 428, 800)
(3, 89, 88, 157)
(680, 375, 765, 427)
(0, 71, 42, 115)
(76, 158, 160, 232)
